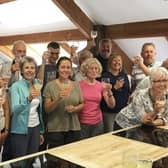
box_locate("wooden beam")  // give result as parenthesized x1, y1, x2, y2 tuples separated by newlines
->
(112, 41, 133, 74)
(52, 0, 94, 39)
(0, 29, 86, 45)
(105, 19, 168, 39)
(0, 45, 14, 59)
(0, 0, 15, 4)
(60, 43, 71, 54)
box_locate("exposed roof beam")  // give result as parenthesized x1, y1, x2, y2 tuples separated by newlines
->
(52, 0, 94, 39)
(60, 43, 71, 54)
(105, 19, 168, 39)
(0, 45, 13, 59)
(0, 0, 15, 4)
(0, 29, 86, 45)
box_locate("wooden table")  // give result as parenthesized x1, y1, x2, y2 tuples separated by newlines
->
(47, 131, 168, 168)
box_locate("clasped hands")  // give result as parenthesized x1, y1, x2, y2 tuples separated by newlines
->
(142, 101, 165, 126)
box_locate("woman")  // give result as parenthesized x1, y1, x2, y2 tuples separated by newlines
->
(44, 57, 83, 167)
(73, 50, 93, 81)
(79, 58, 115, 139)
(9, 57, 44, 165)
(114, 67, 168, 130)
(100, 54, 130, 132)
(0, 77, 10, 149)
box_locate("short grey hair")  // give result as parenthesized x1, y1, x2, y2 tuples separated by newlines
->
(150, 67, 168, 82)
(12, 40, 26, 51)
(99, 38, 112, 49)
(20, 56, 37, 76)
(80, 58, 102, 77)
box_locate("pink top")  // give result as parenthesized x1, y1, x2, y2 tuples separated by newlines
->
(79, 80, 103, 125)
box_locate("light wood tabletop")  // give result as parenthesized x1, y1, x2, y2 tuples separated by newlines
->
(47, 131, 168, 168)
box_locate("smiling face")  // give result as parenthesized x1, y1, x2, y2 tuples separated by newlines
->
(48, 47, 60, 65)
(109, 55, 122, 72)
(21, 61, 36, 81)
(58, 59, 72, 80)
(150, 68, 168, 97)
(12, 42, 26, 59)
(99, 40, 112, 59)
(141, 44, 156, 66)
(86, 63, 100, 80)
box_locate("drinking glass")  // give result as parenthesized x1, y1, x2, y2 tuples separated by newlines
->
(91, 30, 98, 39)
(155, 97, 166, 117)
(101, 77, 110, 83)
(34, 79, 43, 92)
(137, 160, 153, 168)
(1, 63, 11, 90)
(0, 88, 6, 112)
(137, 153, 153, 168)
(123, 151, 137, 168)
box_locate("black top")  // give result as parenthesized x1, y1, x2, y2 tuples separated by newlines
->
(99, 71, 130, 113)
(95, 54, 108, 73)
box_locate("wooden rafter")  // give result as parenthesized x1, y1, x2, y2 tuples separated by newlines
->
(0, 0, 15, 4)
(0, 45, 13, 59)
(60, 43, 71, 54)
(52, 0, 94, 39)
(0, 29, 86, 45)
(105, 19, 168, 39)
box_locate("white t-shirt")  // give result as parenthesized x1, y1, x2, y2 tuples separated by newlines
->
(28, 98, 40, 127)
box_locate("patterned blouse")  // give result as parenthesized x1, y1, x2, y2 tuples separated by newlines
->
(115, 88, 168, 128)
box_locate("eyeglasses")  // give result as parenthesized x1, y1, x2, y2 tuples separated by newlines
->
(152, 79, 168, 83)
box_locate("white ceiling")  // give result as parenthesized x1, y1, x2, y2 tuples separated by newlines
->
(0, 0, 76, 36)
(75, 0, 168, 25)
(0, 0, 168, 65)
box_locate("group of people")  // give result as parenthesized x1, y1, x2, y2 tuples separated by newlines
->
(0, 38, 168, 168)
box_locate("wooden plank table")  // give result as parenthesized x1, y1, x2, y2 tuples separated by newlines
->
(47, 131, 168, 168)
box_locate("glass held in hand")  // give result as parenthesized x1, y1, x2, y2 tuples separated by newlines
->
(123, 151, 137, 168)
(155, 98, 166, 117)
(0, 88, 6, 111)
(101, 77, 110, 83)
(2, 75, 10, 90)
(34, 79, 43, 92)
(91, 30, 98, 39)
(42, 51, 50, 64)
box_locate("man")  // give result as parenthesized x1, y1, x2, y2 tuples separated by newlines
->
(1, 40, 26, 162)
(132, 42, 157, 88)
(37, 41, 60, 91)
(37, 42, 60, 163)
(0, 40, 27, 87)
(95, 38, 112, 73)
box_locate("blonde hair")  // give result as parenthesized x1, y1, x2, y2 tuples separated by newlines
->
(107, 54, 123, 71)
(80, 58, 102, 77)
(78, 50, 93, 66)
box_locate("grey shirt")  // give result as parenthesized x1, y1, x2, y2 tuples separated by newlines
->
(43, 80, 83, 132)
